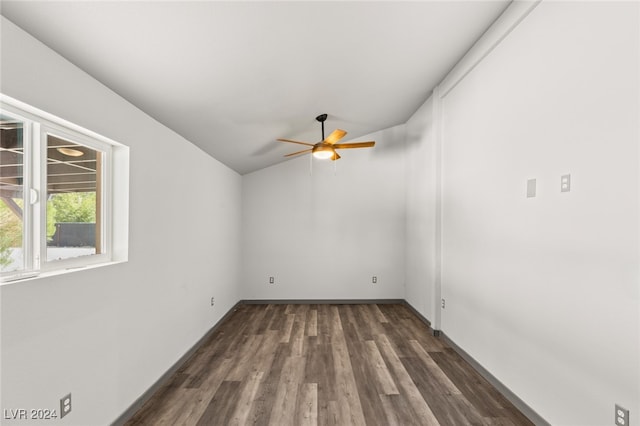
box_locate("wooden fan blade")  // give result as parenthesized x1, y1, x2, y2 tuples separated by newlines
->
(333, 141, 375, 149)
(324, 129, 347, 145)
(331, 152, 341, 161)
(277, 138, 315, 147)
(284, 148, 312, 157)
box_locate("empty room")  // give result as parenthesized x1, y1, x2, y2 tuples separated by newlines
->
(0, 1, 638, 425)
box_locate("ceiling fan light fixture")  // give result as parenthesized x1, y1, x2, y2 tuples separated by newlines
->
(57, 147, 84, 157)
(312, 144, 335, 160)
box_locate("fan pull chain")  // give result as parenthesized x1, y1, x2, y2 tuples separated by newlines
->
(309, 153, 313, 175)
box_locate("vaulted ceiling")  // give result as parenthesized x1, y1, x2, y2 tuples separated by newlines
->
(0, 1, 510, 174)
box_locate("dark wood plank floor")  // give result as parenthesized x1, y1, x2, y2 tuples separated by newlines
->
(125, 304, 534, 426)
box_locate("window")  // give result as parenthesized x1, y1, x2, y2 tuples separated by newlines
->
(0, 113, 25, 273)
(1, 96, 125, 282)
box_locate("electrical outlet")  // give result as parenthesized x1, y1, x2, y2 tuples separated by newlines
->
(372, 276, 377, 284)
(211, 297, 215, 306)
(60, 393, 71, 418)
(269, 276, 274, 284)
(561, 174, 571, 192)
(441, 299, 446, 309)
(615, 404, 629, 426)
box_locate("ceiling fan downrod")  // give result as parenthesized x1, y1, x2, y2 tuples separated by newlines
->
(316, 113, 328, 140)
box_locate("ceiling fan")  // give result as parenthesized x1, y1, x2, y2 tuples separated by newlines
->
(277, 114, 375, 161)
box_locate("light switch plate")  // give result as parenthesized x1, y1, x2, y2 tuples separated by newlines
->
(526, 179, 536, 198)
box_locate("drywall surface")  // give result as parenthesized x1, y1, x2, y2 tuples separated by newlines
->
(439, 2, 639, 424)
(404, 95, 438, 323)
(241, 126, 406, 300)
(0, 17, 242, 425)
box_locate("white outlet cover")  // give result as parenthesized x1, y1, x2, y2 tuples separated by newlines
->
(615, 404, 629, 426)
(561, 174, 571, 192)
(60, 393, 71, 418)
(526, 179, 536, 198)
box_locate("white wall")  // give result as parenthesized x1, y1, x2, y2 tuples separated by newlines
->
(0, 17, 242, 425)
(241, 126, 406, 300)
(435, 1, 639, 425)
(404, 96, 438, 322)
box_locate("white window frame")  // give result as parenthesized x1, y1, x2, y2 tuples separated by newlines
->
(39, 123, 113, 271)
(1, 95, 123, 282)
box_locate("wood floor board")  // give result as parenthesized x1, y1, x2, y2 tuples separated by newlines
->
(269, 356, 306, 426)
(314, 343, 338, 403)
(330, 328, 367, 425)
(180, 357, 237, 422)
(162, 388, 211, 426)
(196, 381, 242, 426)
(401, 355, 486, 426)
(342, 304, 372, 342)
(403, 317, 448, 352)
(284, 303, 297, 315)
(167, 372, 190, 389)
(499, 404, 537, 426)
(219, 333, 250, 363)
(181, 336, 224, 381)
(370, 304, 390, 324)
(380, 393, 427, 426)
(245, 343, 291, 426)
(316, 304, 333, 345)
(267, 304, 287, 331)
(430, 349, 506, 414)
(380, 305, 445, 352)
(184, 351, 224, 389)
(381, 304, 429, 354)
(380, 320, 415, 358)
(123, 381, 180, 425)
(295, 382, 318, 426)
(307, 307, 318, 337)
(225, 334, 264, 381)
(280, 313, 296, 343)
(380, 306, 438, 356)
(407, 340, 460, 395)
(356, 304, 388, 338)
(229, 371, 265, 426)
(301, 336, 322, 385)
(429, 349, 535, 426)
(340, 334, 391, 425)
(242, 304, 270, 336)
(124, 303, 535, 426)
(323, 400, 341, 426)
(378, 394, 402, 426)
(289, 316, 307, 357)
(374, 334, 441, 425)
(434, 395, 480, 426)
(243, 374, 277, 426)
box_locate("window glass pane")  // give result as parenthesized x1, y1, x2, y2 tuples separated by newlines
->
(46, 134, 101, 262)
(0, 115, 25, 273)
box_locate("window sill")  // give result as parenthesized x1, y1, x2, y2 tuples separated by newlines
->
(0, 259, 127, 286)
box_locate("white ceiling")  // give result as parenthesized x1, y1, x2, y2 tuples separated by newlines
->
(1, 1, 510, 174)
